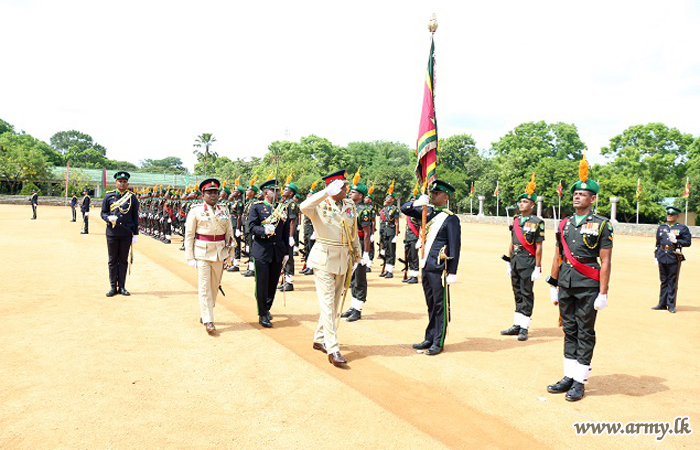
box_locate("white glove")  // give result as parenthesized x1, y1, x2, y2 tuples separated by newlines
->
(549, 286, 559, 305)
(594, 294, 608, 310)
(325, 179, 344, 196)
(168, 219, 172, 223)
(84, 212, 89, 218)
(289, 237, 295, 247)
(107, 215, 118, 224)
(667, 232, 677, 243)
(506, 262, 512, 277)
(310, 232, 317, 240)
(187, 259, 197, 268)
(264, 224, 275, 235)
(391, 236, 398, 244)
(446, 274, 457, 285)
(413, 194, 430, 207)
(415, 240, 422, 249)
(361, 252, 371, 266)
(380, 249, 385, 256)
(282, 255, 289, 266)
(235, 229, 242, 238)
(132, 235, 138, 244)
(531, 266, 542, 282)
(654, 258, 658, 266)
(370, 235, 375, 243)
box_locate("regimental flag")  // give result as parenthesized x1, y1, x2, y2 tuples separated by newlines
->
(415, 37, 438, 186)
(557, 180, 563, 197)
(683, 177, 690, 198)
(636, 178, 641, 200)
(493, 181, 499, 197)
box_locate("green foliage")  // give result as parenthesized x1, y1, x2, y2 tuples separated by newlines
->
(20, 182, 41, 195)
(492, 121, 586, 161)
(0, 132, 51, 194)
(140, 156, 186, 173)
(193, 133, 217, 175)
(0, 118, 15, 135)
(62, 168, 91, 196)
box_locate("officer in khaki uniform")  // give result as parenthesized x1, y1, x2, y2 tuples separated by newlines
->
(185, 178, 234, 335)
(300, 169, 361, 367)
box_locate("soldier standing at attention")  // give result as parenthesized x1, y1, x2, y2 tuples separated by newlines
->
(184, 179, 234, 335)
(301, 170, 360, 367)
(652, 206, 692, 313)
(70, 192, 78, 222)
(403, 187, 421, 284)
(402, 180, 461, 356)
(546, 156, 613, 402)
(341, 169, 373, 322)
(364, 185, 377, 271)
(227, 182, 245, 272)
(248, 179, 290, 328)
(101, 171, 140, 297)
(241, 180, 259, 277)
(29, 189, 38, 220)
(379, 181, 400, 278)
(300, 183, 318, 276)
(80, 188, 91, 234)
(277, 176, 300, 292)
(501, 174, 545, 341)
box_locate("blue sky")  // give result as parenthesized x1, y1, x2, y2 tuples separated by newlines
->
(1, 0, 698, 169)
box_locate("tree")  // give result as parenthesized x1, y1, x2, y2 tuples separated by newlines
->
(193, 133, 217, 175)
(50, 130, 109, 168)
(140, 156, 186, 173)
(492, 121, 586, 161)
(0, 118, 14, 135)
(0, 132, 50, 194)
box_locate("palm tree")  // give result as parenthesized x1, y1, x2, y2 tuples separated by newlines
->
(193, 133, 217, 176)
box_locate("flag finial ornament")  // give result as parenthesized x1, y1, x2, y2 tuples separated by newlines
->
(428, 14, 438, 33)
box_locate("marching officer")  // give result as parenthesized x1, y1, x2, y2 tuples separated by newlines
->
(70, 192, 78, 221)
(248, 179, 290, 328)
(652, 206, 691, 313)
(501, 176, 545, 341)
(101, 171, 140, 297)
(301, 170, 360, 367)
(401, 180, 461, 356)
(277, 178, 300, 292)
(184, 178, 234, 335)
(546, 161, 613, 402)
(341, 173, 372, 322)
(80, 188, 91, 234)
(380, 184, 400, 278)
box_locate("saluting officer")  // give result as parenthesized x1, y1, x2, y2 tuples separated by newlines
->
(184, 178, 234, 335)
(402, 180, 461, 356)
(652, 206, 692, 313)
(101, 171, 139, 297)
(501, 176, 545, 341)
(248, 179, 290, 328)
(80, 188, 91, 234)
(301, 170, 360, 367)
(546, 161, 613, 402)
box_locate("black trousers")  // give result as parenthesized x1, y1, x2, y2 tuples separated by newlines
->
(254, 258, 284, 316)
(71, 206, 76, 221)
(164, 218, 172, 237)
(31, 204, 37, 219)
(234, 235, 241, 259)
(405, 239, 419, 271)
(510, 263, 535, 317)
(283, 244, 294, 279)
(107, 236, 132, 290)
(558, 286, 598, 366)
(421, 269, 449, 348)
(383, 227, 397, 265)
(659, 261, 681, 307)
(351, 243, 368, 303)
(302, 228, 315, 262)
(83, 213, 89, 233)
(368, 237, 375, 260)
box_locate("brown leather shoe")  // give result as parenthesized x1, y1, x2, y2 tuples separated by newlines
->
(205, 322, 216, 335)
(328, 351, 347, 367)
(312, 342, 327, 353)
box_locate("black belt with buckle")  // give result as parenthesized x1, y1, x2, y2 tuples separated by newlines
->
(574, 256, 597, 264)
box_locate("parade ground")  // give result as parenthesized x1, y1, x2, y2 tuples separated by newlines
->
(1, 204, 697, 450)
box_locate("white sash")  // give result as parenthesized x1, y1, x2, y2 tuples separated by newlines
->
(419, 211, 448, 269)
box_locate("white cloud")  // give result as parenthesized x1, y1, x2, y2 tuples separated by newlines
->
(1, 0, 698, 170)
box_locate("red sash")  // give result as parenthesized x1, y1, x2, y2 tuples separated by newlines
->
(406, 218, 420, 237)
(559, 219, 600, 281)
(513, 218, 536, 256)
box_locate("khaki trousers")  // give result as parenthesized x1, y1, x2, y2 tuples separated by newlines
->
(313, 268, 346, 354)
(197, 259, 224, 323)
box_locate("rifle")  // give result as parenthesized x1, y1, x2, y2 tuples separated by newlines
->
(398, 257, 408, 281)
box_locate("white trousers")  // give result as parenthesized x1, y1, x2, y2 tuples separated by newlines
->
(197, 259, 224, 323)
(313, 268, 346, 354)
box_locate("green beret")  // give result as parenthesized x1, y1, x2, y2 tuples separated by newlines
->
(386, 192, 397, 199)
(351, 183, 368, 196)
(570, 180, 599, 194)
(223, 187, 232, 194)
(236, 186, 246, 193)
(285, 183, 299, 194)
(517, 192, 537, 202)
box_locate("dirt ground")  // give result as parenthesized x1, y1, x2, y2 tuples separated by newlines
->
(0, 203, 698, 450)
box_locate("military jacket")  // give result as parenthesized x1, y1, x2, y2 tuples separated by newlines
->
(655, 223, 692, 264)
(248, 201, 290, 263)
(356, 204, 373, 239)
(405, 215, 420, 242)
(71, 195, 78, 207)
(381, 205, 399, 227)
(184, 202, 233, 262)
(81, 195, 91, 213)
(101, 190, 140, 238)
(510, 214, 545, 268)
(401, 201, 460, 274)
(557, 214, 613, 289)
